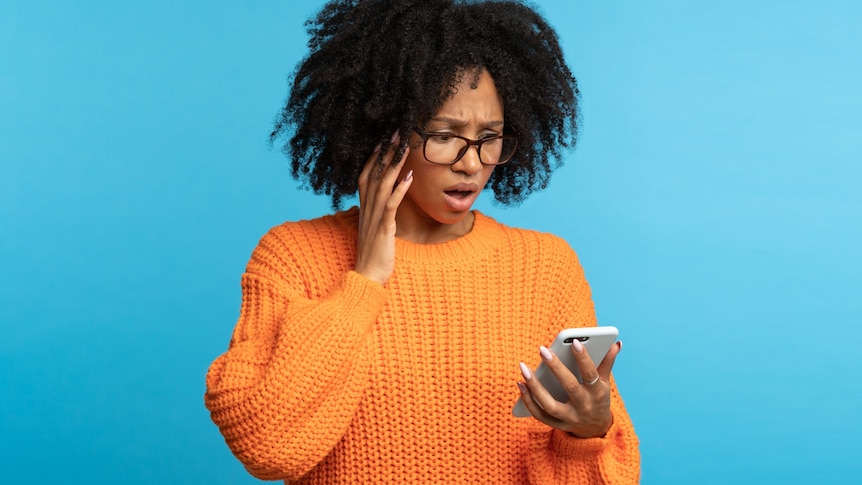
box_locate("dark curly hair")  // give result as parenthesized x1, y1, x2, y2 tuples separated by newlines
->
(271, 0, 580, 209)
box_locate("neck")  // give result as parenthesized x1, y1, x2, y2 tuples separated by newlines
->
(395, 211, 476, 244)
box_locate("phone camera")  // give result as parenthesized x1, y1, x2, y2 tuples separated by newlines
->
(564, 336, 590, 344)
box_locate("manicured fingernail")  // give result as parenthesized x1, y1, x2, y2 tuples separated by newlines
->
(373, 142, 382, 153)
(572, 339, 584, 353)
(404, 170, 413, 182)
(389, 130, 399, 143)
(517, 382, 527, 394)
(539, 346, 553, 362)
(618, 341, 623, 351)
(519, 362, 532, 380)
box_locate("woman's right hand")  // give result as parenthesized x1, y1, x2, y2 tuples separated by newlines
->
(355, 133, 413, 286)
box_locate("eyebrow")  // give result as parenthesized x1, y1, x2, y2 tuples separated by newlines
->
(427, 116, 504, 129)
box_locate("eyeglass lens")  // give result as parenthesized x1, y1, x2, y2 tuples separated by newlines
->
(424, 135, 516, 165)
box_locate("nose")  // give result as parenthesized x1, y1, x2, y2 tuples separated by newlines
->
(452, 145, 483, 175)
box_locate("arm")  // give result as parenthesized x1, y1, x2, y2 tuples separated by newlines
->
(205, 139, 412, 481)
(204, 234, 386, 481)
(522, 242, 641, 484)
(524, 378, 640, 484)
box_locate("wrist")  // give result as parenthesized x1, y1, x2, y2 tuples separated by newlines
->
(566, 416, 613, 439)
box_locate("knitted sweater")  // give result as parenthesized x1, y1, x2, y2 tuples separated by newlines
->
(205, 208, 640, 484)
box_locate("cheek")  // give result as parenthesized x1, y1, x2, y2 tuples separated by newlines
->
(401, 146, 426, 175)
(397, 154, 418, 180)
(481, 166, 496, 184)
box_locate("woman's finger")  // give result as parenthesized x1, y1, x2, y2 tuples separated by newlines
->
(516, 381, 562, 426)
(359, 142, 382, 210)
(568, 338, 602, 390)
(518, 361, 569, 420)
(533, 346, 583, 402)
(386, 167, 413, 214)
(378, 140, 409, 193)
(596, 341, 622, 381)
(366, 134, 406, 210)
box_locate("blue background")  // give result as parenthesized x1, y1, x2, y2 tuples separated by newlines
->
(2, 1, 860, 483)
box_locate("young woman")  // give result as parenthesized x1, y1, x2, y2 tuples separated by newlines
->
(204, 1, 640, 483)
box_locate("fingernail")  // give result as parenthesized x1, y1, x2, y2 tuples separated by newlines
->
(539, 346, 553, 362)
(572, 339, 584, 353)
(373, 142, 382, 153)
(618, 341, 623, 351)
(517, 382, 527, 394)
(404, 170, 413, 182)
(519, 362, 532, 380)
(389, 130, 399, 143)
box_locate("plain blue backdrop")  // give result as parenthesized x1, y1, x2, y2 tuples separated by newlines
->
(2, 1, 860, 483)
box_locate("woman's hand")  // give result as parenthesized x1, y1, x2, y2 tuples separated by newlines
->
(354, 133, 413, 286)
(517, 340, 623, 438)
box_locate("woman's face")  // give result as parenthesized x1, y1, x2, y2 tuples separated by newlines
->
(395, 70, 503, 242)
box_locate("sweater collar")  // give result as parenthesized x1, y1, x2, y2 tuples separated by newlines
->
(393, 210, 501, 265)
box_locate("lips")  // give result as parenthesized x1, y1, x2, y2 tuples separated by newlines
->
(444, 183, 479, 194)
(445, 190, 472, 199)
(443, 182, 480, 211)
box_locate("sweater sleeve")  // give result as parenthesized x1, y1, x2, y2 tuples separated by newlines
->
(525, 239, 641, 484)
(204, 227, 386, 481)
(525, 379, 640, 484)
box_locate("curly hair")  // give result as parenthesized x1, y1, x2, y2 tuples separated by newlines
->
(271, 0, 580, 209)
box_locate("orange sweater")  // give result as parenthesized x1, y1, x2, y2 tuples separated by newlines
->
(205, 208, 640, 484)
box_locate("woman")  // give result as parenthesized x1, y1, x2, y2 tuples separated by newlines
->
(204, 0, 640, 483)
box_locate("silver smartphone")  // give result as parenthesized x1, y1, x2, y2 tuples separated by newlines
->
(512, 326, 619, 417)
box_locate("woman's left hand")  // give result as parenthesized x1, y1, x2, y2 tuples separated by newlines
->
(517, 340, 622, 438)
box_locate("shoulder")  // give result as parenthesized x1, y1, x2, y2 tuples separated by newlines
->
(258, 208, 359, 253)
(267, 207, 357, 238)
(246, 208, 359, 276)
(476, 211, 580, 265)
(476, 213, 591, 305)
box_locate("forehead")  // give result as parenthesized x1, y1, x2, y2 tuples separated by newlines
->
(431, 70, 504, 123)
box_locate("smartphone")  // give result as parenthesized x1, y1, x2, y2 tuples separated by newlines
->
(512, 326, 619, 417)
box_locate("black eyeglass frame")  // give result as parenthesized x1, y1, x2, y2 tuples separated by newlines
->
(411, 127, 520, 166)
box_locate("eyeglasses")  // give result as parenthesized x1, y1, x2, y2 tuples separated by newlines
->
(412, 128, 519, 166)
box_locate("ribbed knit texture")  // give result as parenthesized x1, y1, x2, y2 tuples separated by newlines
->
(205, 208, 640, 484)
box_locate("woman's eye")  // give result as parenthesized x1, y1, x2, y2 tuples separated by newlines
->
(429, 134, 454, 143)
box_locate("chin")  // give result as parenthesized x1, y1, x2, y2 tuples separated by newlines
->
(433, 209, 472, 226)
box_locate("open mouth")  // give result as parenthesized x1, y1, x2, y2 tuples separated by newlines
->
(445, 190, 473, 199)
